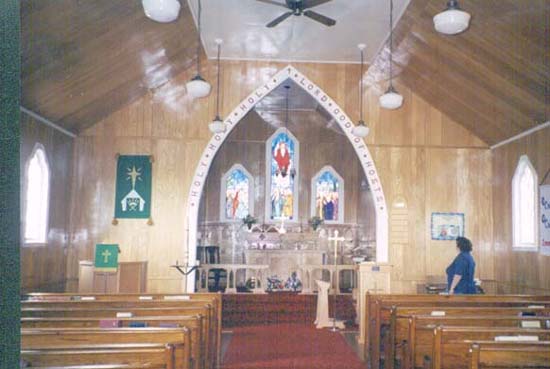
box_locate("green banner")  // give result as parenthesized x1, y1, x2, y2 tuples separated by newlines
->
(94, 244, 119, 272)
(114, 155, 152, 219)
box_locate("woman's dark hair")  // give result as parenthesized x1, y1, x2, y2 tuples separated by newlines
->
(456, 236, 472, 252)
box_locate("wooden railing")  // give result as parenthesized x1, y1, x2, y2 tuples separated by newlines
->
(195, 263, 357, 294)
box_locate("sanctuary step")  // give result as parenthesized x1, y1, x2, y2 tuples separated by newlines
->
(222, 292, 356, 327)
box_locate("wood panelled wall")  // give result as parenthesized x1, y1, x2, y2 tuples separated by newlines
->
(492, 126, 550, 293)
(20, 113, 73, 292)
(66, 61, 493, 293)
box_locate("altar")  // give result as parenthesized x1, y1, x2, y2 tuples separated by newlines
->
(245, 249, 326, 283)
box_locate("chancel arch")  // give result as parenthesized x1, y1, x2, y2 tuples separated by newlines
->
(186, 65, 388, 291)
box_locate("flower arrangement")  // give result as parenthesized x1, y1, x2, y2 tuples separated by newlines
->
(308, 216, 324, 231)
(242, 214, 257, 230)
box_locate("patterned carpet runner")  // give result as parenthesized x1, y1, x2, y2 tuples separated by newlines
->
(222, 324, 364, 369)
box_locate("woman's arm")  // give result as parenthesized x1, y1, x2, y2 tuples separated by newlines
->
(449, 274, 462, 294)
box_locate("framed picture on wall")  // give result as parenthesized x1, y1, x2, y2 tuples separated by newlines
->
(431, 212, 465, 240)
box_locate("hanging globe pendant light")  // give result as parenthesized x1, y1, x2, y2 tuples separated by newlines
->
(186, 0, 211, 99)
(209, 39, 226, 134)
(352, 44, 370, 138)
(142, 0, 181, 23)
(379, 0, 403, 110)
(379, 85, 404, 110)
(433, 0, 471, 35)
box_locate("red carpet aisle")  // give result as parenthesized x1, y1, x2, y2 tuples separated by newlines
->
(222, 324, 364, 369)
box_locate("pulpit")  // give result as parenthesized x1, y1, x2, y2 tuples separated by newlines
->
(78, 260, 147, 293)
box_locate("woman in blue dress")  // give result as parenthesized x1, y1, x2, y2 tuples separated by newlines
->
(446, 236, 477, 294)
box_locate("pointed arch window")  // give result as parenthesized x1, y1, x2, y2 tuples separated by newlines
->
(311, 166, 344, 223)
(24, 144, 50, 244)
(220, 164, 254, 221)
(265, 128, 299, 221)
(512, 155, 538, 250)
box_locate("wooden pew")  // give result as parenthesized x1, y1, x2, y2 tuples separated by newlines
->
(21, 307, 212, 369)
(406, 314, 550, 369)
(370, 297, 549, 357)
(21, 343, 176, 369)
(21, 327, 192, 369)
(364, 293, 550, 354)
(22, 293, 222, 368)
(21, 302, 216, 369)
(373, 301, 549, 353)
(377, 304, 550, 369)
(468, 341, 550, 369)
(431, 326, 550, 369)
(21, 315, 204, 369)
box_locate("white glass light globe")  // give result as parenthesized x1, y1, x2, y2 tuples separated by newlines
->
(433, 9, 471, 35)
(352, 121, 369, 138)
(208, 117, 226, 134)
(186, 75, 211, 99)
(142, 0, 181, 23)
(379, 89, 404, 110)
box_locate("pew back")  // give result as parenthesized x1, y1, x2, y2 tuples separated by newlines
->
(21, 344, 175, 369)
(406, 315, 550, 369)
(21, 328, 192, 369)
(432, 326, 550, 369)
(21, 315, 204, 369)
(468, 341, 550, 369)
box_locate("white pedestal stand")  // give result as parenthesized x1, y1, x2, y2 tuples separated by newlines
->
(314, 279, 345, 329)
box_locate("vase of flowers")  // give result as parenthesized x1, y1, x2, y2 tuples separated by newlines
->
(242, 215, 257, 230)
(308, 216, 324, 231)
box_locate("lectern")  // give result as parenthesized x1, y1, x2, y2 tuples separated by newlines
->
(314, 279, 345, 329)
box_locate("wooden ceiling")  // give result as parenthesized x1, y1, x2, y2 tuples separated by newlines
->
(21, 0, 198, 133)
(385, 0, 549, 145)
(21, 0, 549, 144)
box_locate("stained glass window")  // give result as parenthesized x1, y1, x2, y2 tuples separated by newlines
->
(512, 155, 538, 249)
(311, 166, 344, 223)
(266, 128, 299, 221)
(24, 144, 50, 244)
(220, 164, 253, 221)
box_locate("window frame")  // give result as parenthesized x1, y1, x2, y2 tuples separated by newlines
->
(219, 163, 255, 222)
(264, 127, 300, 223)
(511, 155, 539, 251)
(310, 165, 345, 224)
(22, 143, 51, 246)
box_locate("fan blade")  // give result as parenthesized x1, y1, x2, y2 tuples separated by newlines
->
(256, 0, 289, 9)
(266, 11, 294, 28)
(303, 0, 333, 10)
(303, 10, 335, 26)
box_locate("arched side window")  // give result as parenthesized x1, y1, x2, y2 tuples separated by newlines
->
(512, 155, 538, 250)
(265, 128, 299, 222)
(220, 164, 254, 222)
(23, 143, 50, 244)
(311, 166, 345, 223)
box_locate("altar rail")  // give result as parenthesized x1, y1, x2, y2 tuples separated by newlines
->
(196, 264, 357, 294)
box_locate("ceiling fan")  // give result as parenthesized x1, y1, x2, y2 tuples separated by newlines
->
(257, 0, 336, 28)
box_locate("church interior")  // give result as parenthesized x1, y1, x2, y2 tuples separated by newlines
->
(10, 0, 550, 368)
